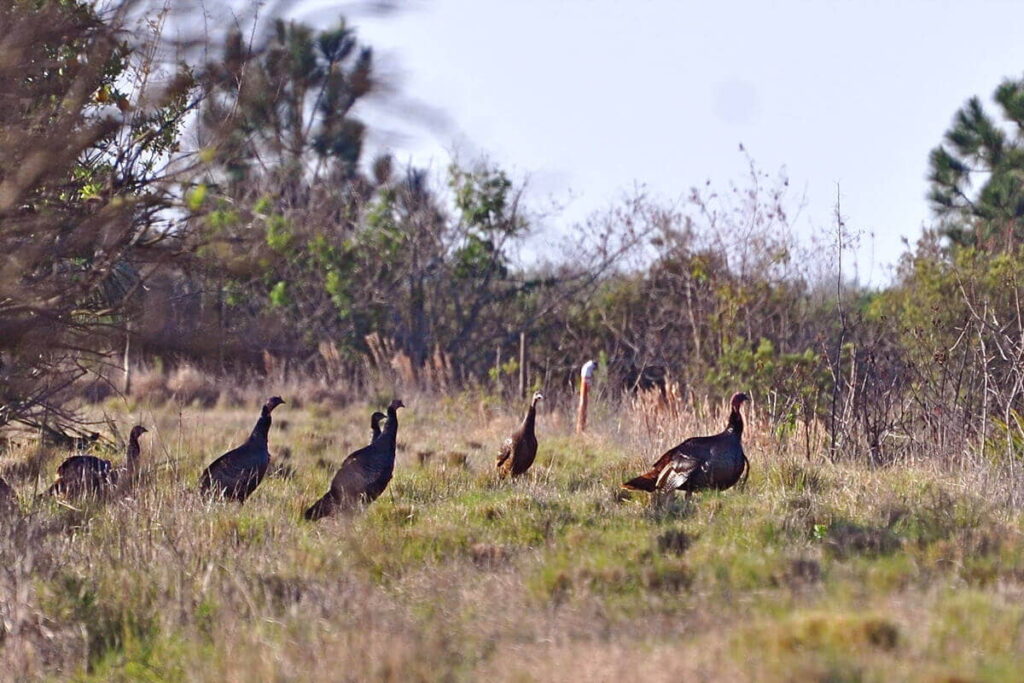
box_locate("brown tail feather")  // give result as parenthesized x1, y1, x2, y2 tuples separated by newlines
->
(621, 469, 659, 492)
(303, 492, 336, 521)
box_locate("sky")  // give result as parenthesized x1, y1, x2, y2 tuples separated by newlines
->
(299, 0, 1024, 285)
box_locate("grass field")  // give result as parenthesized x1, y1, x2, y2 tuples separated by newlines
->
(2, 389, 1024, 681)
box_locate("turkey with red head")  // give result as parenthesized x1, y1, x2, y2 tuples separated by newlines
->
(623, 392, 750, 497)
(200, 396, 284, 503)
(304, 399, 404, 521)
(496, 391, 544, 477)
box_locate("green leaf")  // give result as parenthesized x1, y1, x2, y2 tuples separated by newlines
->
(186, 184, 207, 212)
(268, 281, 290, 308)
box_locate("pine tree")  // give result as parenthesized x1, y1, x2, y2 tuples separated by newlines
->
(928, 76, 1024, 249)
(201, 17, 374, 193)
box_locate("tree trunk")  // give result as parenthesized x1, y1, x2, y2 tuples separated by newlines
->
(518, 331, 527, 399)
(123, 322, 132, 395)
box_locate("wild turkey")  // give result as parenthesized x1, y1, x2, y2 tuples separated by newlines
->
(622, 392, 750, 497)
(496, 391, 543, 477)
(115, 424, 150, 489)
(304, 399, 404, 521)
(0, 476, 14, 511)
(369, 411, 386, 442)
(47, 425, 148, 499)
(200, 396, 285, 503)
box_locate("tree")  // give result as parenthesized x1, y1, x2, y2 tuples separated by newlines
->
(928, 76, 1024, 249)
(181, 18, 384, 362)
(0, 0, 196, 435)
(190, 20, 560, 382)
(201, 17, 374, 195)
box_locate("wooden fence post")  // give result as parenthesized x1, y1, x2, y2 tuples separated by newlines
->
(576, 359, 597, 433)
(518, 332, 527, 399)
(123, 321, 132, 395)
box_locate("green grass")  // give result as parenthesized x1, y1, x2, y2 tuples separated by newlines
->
(2, 394, 1024, 680)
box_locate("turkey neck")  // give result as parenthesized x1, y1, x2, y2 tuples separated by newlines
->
(126, 433, 142, 472)
(249, 407, 273, 444)
(727, 407, 744, 437)
(523, 403, 538, 433)
(382, 405, 400, 451)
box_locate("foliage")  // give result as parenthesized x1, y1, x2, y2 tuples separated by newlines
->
(708, 338, 829, 428)
(872, 235, 1024, 463)
(0, 0, 196, 435)
(201, 16, 373, 186)
(929, 75, 1024, 249)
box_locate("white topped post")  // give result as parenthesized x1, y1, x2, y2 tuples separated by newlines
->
(576, 359, 597, 433)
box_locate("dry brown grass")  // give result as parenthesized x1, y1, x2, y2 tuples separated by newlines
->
(1, 388, 1024, 681)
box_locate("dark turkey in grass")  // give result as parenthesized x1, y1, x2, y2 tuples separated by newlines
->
(369, 410, 386, 442)
(304, 400, 404, 521)
(200, 396, 284, 503)
(496, 391, 543, 477)
(0, 476, 15, 512)
(46, 425, 148, 500)
(623, 392, 750, 498)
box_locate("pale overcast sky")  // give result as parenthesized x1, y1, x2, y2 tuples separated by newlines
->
(300, 0, 1024, 285)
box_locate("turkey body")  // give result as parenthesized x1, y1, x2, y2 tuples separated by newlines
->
(0, 476, 16, 511)
(48, 455, 113, 498)
(47, 425, 148, 500)
(200, 397, 284, 503)
(304, 401, 403, 521)
(496, 392, 543, 477)
(623, 392, 750, 495)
